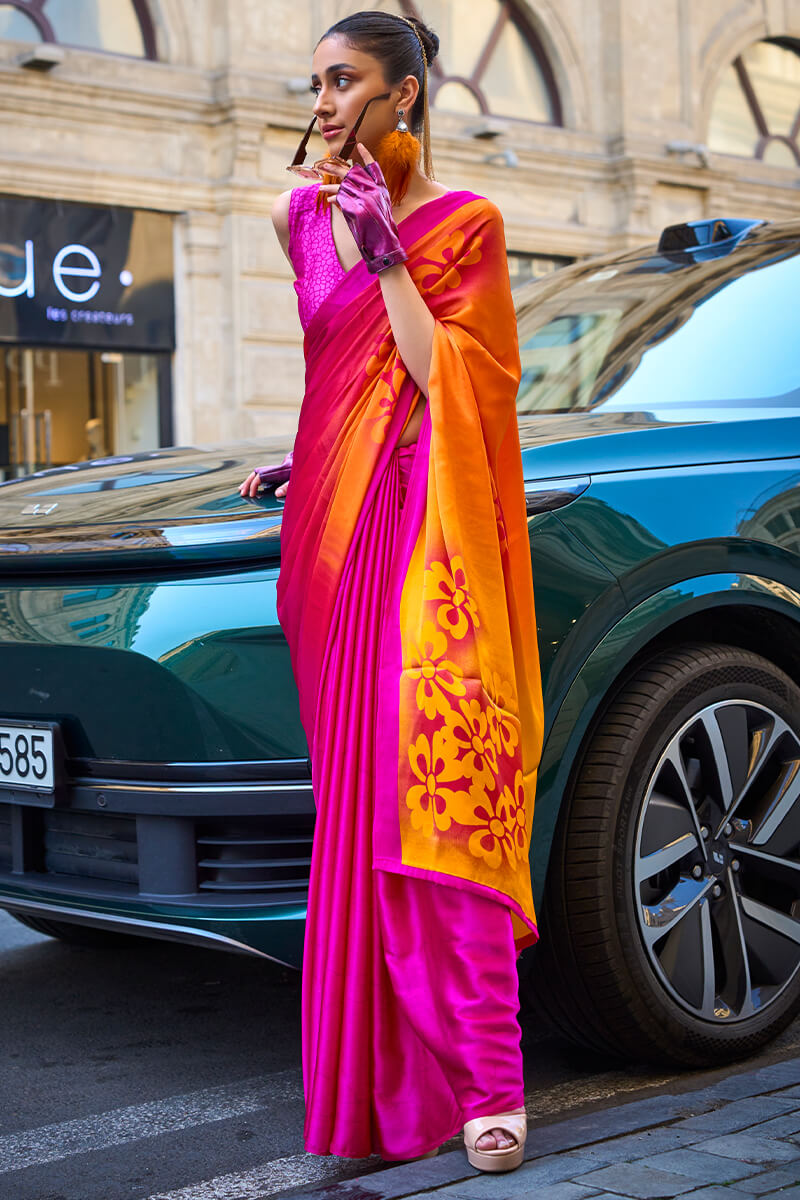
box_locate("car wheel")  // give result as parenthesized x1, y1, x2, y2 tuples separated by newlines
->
(8, 912, 146, 948)
(533, 642, 800, 1066)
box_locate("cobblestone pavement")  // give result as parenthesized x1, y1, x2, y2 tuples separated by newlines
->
(289, 1058, 800, 1200)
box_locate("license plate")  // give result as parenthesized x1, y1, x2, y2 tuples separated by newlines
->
(0, 722, 56, 791)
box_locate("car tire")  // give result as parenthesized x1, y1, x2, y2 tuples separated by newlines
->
(531, 642, 800, 1066)
(9, 912, 146, 948)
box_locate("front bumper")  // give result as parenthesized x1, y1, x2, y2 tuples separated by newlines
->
(0, 757, 314, 967)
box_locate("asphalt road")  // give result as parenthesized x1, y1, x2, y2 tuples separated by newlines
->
(3, 910, 800, 1200)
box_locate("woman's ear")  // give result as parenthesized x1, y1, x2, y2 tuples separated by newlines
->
(397, 73, 420, 119)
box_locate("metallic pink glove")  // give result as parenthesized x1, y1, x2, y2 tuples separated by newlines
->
(336, 161, 408, 275)
(256, 452, 293, 488)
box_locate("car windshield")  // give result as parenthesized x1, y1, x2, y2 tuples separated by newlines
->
(514, 242, 800, 417)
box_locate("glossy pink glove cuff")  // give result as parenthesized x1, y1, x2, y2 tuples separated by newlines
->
(336, 161, 408, 275)
(256, 452, 293, 487)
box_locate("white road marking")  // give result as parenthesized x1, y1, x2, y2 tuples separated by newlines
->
(0, 1062, 678, 1180)
(138, 1070, 681, 1199)
(0, 1071, 302, 1174)
(136, 1071, 680, 1200)
(143, 1153, 373, 1200)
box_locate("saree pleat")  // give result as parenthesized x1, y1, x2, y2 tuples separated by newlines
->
(303, 444, 524, 1160)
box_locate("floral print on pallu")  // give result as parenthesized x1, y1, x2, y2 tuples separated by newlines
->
(445, 697, 498, 792)
(423, 556, 479, 640)
(487, 671, 520, 758)
(497, 770, 529, 863)
(408, 620, 466, 720)
(406, 726, 465, 838)
(404, 549, 530, 878)
(411, 229, 483, 295)
(462, 779, 528, 871)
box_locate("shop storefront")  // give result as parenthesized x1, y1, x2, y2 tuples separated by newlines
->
(0, 197, 174, 480)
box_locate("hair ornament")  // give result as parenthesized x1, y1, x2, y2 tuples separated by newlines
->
(395, 15, 435, 180)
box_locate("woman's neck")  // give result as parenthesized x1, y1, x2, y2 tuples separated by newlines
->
(392, 169, 449, 216)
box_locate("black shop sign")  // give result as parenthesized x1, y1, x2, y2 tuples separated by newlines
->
(0, 196, 175, 351)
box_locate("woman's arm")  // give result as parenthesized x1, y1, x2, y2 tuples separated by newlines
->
(375, 262, 435, 397)
(270, 192, 294, 495)
(239, 191, 295, 500)
(272, 189, 294, 266)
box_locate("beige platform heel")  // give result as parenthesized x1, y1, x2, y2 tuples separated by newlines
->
(463, 1107, 526, 1172)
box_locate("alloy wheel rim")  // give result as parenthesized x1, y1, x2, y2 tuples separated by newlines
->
(634, 698, 800, 1023)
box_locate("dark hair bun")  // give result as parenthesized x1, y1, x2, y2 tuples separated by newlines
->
(407, 15, 439, 65)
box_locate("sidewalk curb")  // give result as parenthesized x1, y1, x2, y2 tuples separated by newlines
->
(287, 1056, 800, 1198)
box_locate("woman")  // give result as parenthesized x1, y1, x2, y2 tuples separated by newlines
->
(240, 9, 544, 1172)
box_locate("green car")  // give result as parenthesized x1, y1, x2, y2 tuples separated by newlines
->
(1, 216, 799, 1068)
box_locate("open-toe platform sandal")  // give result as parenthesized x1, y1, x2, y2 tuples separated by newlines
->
(463, 1107, 526, 1172)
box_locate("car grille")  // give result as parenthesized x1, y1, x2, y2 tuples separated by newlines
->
(196, 817, 313, 895)
(0, 804, 10, 872)
(0, 802, 313, 903)
(43, 809, 139, 885)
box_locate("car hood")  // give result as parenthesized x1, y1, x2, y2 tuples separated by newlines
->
(519, 408, 800, 481)
(0, 409, 797, 571)
(0, 440, 293, 572)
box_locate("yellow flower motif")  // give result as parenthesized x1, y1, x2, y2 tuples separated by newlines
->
(485, 704, 500, 751)
(488, 672, 519, 757)
(464, 776, 528, 871)
(493, 710, 520, 757)
(411, 231, 483, 295)
(406, 728, 464, 839)
(489, 671, 515, 710)
(408, 621, 466, 719)
(445, 697, 498, 792)
(464, 785, 508, 871)
(424, 556, 479, 640)
(496, 770, 529, 863)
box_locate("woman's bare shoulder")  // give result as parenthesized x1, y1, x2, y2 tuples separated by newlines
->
(272, 189, 294, 234)
(271, 189, 295, 262)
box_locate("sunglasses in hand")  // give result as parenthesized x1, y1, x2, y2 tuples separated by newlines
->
(287, 92, 391, 180)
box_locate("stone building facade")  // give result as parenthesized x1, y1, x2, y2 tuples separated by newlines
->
(0, 0, 798, 466)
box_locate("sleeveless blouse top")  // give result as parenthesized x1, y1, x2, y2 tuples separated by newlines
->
(287, 184, 346, 332)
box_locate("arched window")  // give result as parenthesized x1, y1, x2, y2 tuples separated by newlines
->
(0, 0, 156, 60)
(709, 38, 800, 167)
(346, 0, 561, 125)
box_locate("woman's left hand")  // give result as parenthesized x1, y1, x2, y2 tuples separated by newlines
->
(317, 142, 377, 202)
(321, 147, 408, 275)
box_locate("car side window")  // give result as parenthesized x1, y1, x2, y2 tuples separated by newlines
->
(516, 247, 800, 417)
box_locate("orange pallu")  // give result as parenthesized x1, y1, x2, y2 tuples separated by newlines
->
(277, 189, 544, 945)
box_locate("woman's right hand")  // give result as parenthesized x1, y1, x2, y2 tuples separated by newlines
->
(238, 471, 290, 500)
(239, 450, 293, 500)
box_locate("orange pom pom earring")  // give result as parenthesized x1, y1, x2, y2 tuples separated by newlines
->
(376, 109, 421, 205)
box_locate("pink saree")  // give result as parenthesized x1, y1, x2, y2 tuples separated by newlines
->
(278, 187, 544, 1159)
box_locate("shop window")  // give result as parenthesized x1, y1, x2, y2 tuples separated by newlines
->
(0, 0, 156, 59)
(345, 0, 561, 124)
(709, 38, 800, 166)
(0, 348, 171, 479)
